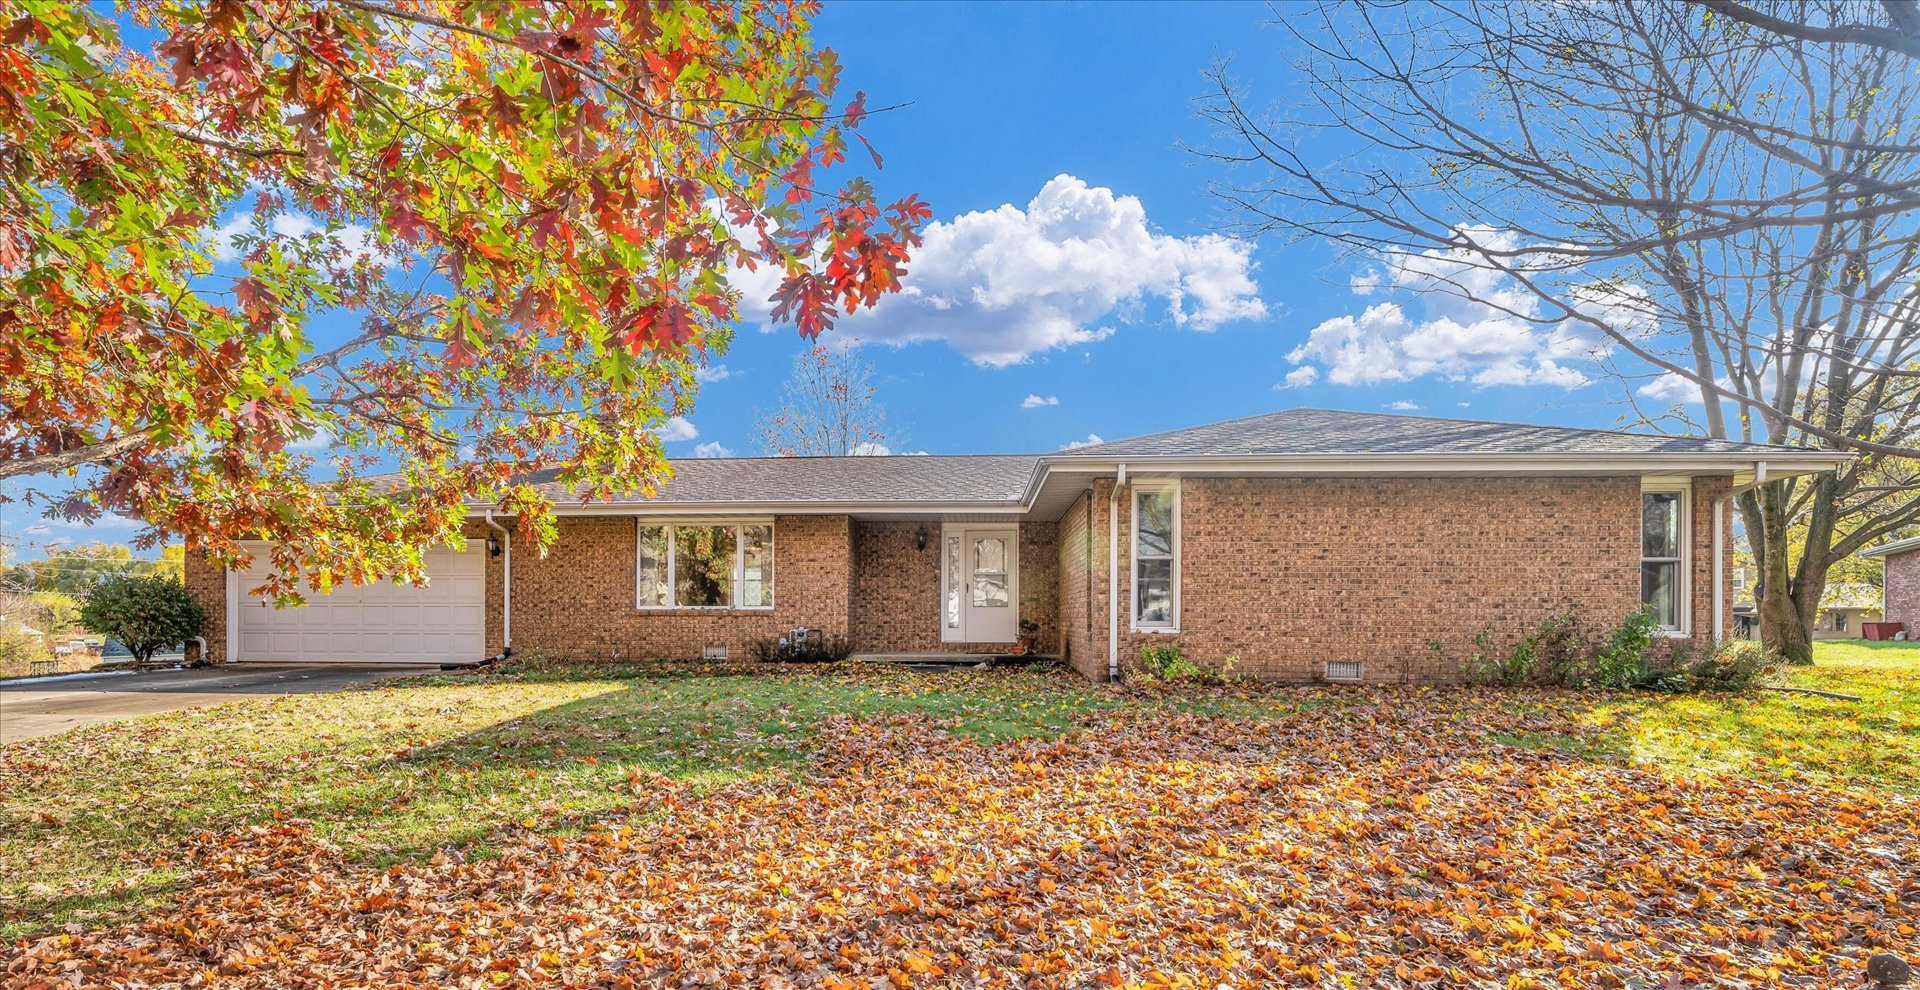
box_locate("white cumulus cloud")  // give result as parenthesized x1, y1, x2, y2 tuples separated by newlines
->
(691, 441, 734, 458)
(1638, 373, 1732, 405)
(1277, 366, 1318, 390)
(1059, 434, 1105, 451)
(209, 212, 390, 267)
(1386, 400, 1422, 411)
(735, 175, 1266, 366)
(694, 364, 733, 384)
(660, 416, 698, 442)
(1286, 228, 1649, 392)
(1021, 394, 1060, 409)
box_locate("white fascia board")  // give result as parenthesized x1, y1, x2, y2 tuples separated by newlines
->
(1037, 451, 1850, 477)
(1861, 535, 1920, 558)
(476, 500, 1032, 518)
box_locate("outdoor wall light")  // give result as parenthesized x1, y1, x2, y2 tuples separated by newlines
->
(486, 535, 502, 557)
(915, 525, 929, 552)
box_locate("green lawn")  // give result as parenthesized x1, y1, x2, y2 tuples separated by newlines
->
(0, 663, 1130, 938)
(1510, 639, 1920, 795)
(3, 644, 1916, 950)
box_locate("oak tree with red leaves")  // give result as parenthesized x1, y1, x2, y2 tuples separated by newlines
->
(0, 0, 928, 597)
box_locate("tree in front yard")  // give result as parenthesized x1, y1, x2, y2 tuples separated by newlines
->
(78, 576, 205, 666)
(1196, 0, 1920, 661)
(0, 1, 926, 601)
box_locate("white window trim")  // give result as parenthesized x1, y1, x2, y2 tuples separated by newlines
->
(634, 518, 775, 611)
(1130, 480, 1180, 633)
(1641, 484, 1691, 637)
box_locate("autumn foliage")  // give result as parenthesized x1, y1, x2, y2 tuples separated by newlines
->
(0, 0, 924, 596)
(3, 668, 1915, 988)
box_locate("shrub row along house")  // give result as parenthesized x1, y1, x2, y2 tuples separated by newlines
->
(183, 409, 1846, 682)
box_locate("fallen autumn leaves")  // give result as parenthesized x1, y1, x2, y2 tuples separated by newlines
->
(4, 676, 1917, 988)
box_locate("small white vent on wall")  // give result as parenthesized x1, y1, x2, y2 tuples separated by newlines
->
(702, 643, 728, 660)
(1323, 660, 1364, 683)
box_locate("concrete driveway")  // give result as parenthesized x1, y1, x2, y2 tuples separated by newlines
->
(0, 664, 447, 743)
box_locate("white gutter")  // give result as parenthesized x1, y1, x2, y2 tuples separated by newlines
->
(483, 509, 512, 655)
(1108, 463, 1125, 683)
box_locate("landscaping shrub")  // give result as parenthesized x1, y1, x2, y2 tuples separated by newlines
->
(1460, 606, 1771, 694)
(750, 632, 853, 664)
(1139, 641, 1213, 682)
(78, 575, 203, 665)
(1673, 639, 1784, 693)
(1464, 625, 1530, 686)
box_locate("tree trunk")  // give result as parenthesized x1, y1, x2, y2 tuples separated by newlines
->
(1757, 581, 1815, 664)
(1739, 476, 1843, 666)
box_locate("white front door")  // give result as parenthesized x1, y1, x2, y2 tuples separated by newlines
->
(940, 526, 1019, 643)
(231, 543, 486, 664)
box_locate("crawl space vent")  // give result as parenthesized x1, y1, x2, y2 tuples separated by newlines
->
(702, 643, 728, 661)
(1322, 660, 1364, 683)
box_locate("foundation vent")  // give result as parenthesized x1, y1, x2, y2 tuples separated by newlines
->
(1322, 660, 1365, 683)
(702, 643, 729, 661)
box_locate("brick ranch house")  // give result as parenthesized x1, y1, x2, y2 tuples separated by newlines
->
(184, 409, 1847, 682)
(1862, 535, 1920, 636)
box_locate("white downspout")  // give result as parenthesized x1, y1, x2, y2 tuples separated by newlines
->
(484, 510, 512, 657)
(1712, 497, 1725, 644)
(1108, 463, 1126, 683)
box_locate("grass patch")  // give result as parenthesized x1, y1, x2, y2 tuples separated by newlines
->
(0, 663, 1111, 939)
(1505, 639, 1920, 794)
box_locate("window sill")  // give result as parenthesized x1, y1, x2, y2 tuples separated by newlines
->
(1132, 625, 1180, 635)
(634, 606, 776, 613)
(1654, 628, 1691, 639)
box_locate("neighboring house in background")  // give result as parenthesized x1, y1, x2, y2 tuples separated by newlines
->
(182, 409, 1847, 683)
(1862, 536, 1920, 633)
(1727, 566, 1882, 640)
(1808, 584, 1882, 639)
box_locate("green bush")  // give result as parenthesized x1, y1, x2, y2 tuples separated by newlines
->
(1464, 624, 1530, 686)
(1458, 606, 1768, 694)
(78, 576, 203, 665)
(1588, 607, 1662, 689)
(1140, 641, 1212, 682)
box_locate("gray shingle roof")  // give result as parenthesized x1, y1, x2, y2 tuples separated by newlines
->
(447, 409, 1828, 510)
(1052, 408, 1805, 458)
(519, 454, 1040, 506)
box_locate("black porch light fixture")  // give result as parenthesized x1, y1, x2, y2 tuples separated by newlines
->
(915, 525, 929, 552)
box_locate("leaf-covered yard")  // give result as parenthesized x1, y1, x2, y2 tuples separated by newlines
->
(3, 645, 1917, 987)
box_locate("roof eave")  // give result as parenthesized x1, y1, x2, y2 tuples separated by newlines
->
(1037, 450, 1851, 476)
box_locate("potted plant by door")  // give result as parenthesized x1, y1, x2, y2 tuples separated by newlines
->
(1016, 618, 1040, 656)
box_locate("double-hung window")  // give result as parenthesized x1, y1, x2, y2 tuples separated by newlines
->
(1640, 490, 1688, 633)
(636, 520, 774, 609)
(1132, 483, 1179, 630)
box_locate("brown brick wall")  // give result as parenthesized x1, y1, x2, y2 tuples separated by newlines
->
(1070, 474, 1733, 683)
(1682, 476, 1733, 650)
(1886, 549, 1920, 628)
(849, 521, 1058, 654)
(1057, 492, 1096, 677)
(183, 551, 225, 663)
(507, 514, 851, 661)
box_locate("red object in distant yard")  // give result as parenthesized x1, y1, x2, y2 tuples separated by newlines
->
(1862, 622, 1904, 641)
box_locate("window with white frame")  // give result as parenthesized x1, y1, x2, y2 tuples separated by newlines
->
(1640, 491, 1687, 631)
(636, 520, 773, 609)
(1132, 484, 1178, 628)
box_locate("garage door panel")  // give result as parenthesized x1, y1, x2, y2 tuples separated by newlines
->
(235, 547, 484, 664)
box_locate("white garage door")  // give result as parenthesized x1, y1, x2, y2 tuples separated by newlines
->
(234, 545, 486, 664)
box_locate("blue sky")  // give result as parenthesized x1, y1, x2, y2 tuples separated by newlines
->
(679, 0, 1650, 460)
(4, 1, 1681, 559)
